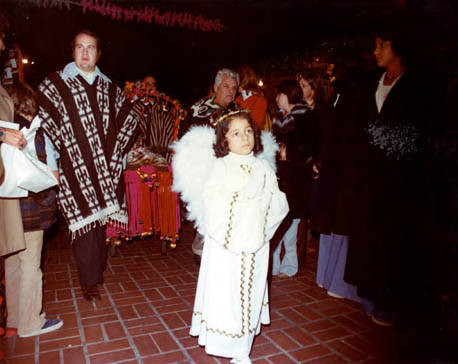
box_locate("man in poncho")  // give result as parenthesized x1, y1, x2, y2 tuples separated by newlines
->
(37, 30, 140, 301)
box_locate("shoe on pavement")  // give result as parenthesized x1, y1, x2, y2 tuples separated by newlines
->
(82, 285, 101, 302)
(327, 291, 344, 299)
(371, 310, 395, 327)
(277, 272, 291, 279)
(19, 319, 63, 338)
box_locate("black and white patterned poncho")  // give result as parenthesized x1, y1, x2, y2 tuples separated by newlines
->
(37, 65, 140, 238)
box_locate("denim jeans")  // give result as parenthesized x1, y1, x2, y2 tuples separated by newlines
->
(272, 219, 299, 277)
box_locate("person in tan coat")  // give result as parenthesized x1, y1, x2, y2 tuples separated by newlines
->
(0, 12, 26, 269)
(0, 81, 27, 257)
(0, 11, 26, 350)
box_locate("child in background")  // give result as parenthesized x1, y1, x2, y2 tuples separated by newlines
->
(4, 82, 62, 337)
(172, 105, 288, 364)
(271, 80, 318, 278)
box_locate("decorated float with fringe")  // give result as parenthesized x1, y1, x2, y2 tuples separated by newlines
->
(106, 80, 185, 254)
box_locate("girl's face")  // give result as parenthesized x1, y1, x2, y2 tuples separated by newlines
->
(225, 117, 255, 155)
(299, 78, 314, 101)
(276, 93, 289, 110)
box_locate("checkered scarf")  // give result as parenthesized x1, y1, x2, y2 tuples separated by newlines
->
(37, 70, 140, 237)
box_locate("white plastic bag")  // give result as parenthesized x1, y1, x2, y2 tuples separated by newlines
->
(0, 117, 58, 197)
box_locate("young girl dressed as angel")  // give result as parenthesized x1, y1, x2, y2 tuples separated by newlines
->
(172, 105, 289, 364)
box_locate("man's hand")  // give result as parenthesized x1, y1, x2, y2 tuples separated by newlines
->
(0, 128, 27, 150)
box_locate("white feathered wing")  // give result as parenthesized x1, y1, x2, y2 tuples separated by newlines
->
(171, 126, 278, 235)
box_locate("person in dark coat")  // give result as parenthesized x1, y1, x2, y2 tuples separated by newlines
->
(307, 64, 365, 302)
(344, 30, 433, 326)
(271, 79, 320, 278)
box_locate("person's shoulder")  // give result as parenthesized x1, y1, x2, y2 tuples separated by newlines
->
(190, 95, 214, 108)
(251, 92, 267, 102)
(256, 157, 277, 179)
(37, 69, 65, 91)
(95, 67, 113, 85)
(186, 96, 220, 121)
(396, 70, 420, 90)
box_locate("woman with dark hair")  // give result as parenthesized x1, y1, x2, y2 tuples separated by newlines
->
(297, 72, 322, 109)
(3, 82, 63, 338)
(308, 61, 364, 302)
(271, 79, 320, 278)
(295, 72, 355, 300)
(344, 30, 432, 326)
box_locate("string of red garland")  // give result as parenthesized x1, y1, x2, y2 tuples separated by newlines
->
(80, 0, 223, 32)
(24, 0, 223, 32)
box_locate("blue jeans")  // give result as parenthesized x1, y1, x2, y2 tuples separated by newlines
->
(272, 219, 299, 277)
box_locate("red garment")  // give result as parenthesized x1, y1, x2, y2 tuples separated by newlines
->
(235, 93, 268, 130)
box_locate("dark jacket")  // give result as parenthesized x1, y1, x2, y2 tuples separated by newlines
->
(272, 103, 321, 219)
(311, 69, 367, 235)
(178, 96, 230, 139)
(344, 70, 433, 310)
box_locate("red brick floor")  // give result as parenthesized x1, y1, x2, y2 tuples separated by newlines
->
(2, 222, 426, 363)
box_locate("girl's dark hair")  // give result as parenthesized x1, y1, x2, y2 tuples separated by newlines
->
(275, 79, 302, 105)
(297, 71, 323, 104)
(6, 82, 38, 117)
(212, 105, 263, 158)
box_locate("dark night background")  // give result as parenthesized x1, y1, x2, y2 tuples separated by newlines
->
(1, 1, 458, 361)
(1, 0, 457, 106)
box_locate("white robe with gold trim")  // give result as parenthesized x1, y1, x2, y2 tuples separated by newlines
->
(192, 151, 288, 358)
(172, 127, 288, 358)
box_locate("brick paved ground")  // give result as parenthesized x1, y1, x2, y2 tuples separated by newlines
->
(1, 220, 451, 363)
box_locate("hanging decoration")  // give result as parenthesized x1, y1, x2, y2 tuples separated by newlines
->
(124, 80, 184, 159)
(22, 0, 224, 32)
(105, 81, 183, 252)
